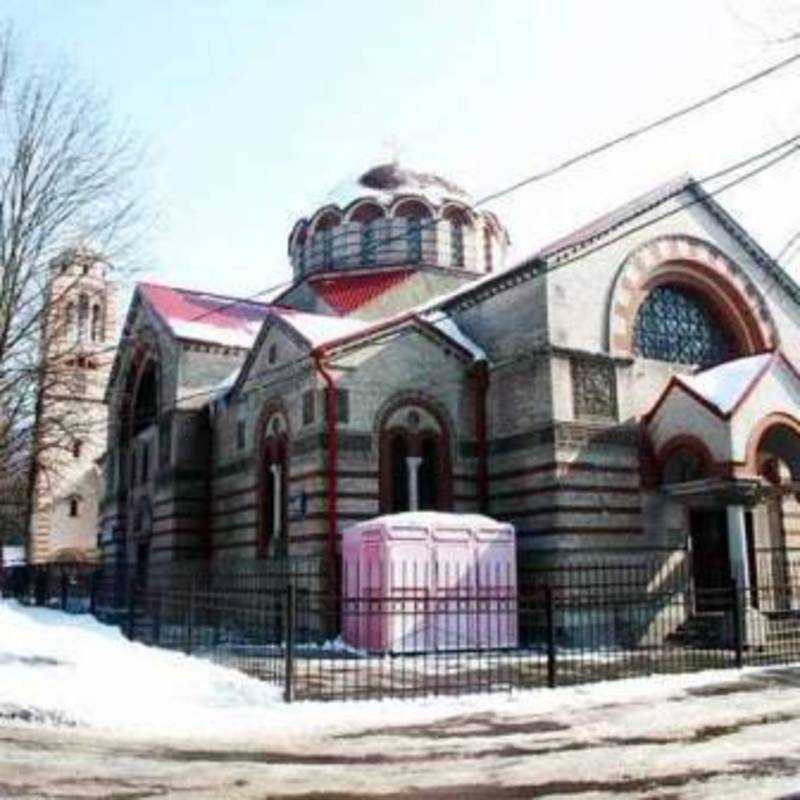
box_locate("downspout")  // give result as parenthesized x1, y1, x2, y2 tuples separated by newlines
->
(474, 361, 489, 514)
(313, 351, 338, 592)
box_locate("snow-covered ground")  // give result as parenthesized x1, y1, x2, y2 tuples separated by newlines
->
(2, 600, 800, 798)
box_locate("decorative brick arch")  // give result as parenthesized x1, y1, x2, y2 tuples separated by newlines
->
(607, 235, 777, 359)
(744, 412, 800, 478)
(655, 434, 717, 483)
(374, 392, 454, 513)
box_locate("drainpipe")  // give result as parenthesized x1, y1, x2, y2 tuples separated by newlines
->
(474, 361, 489, 514)
(313, 352, 338, 593)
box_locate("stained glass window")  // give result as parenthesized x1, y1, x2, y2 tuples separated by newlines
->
(633, 285, 737, 367)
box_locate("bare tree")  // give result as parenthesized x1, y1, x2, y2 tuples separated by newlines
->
(0, 28, 145, 561)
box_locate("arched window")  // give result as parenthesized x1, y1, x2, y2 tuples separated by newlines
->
(68, 497, 79, 518)
(661, 447, 708, 485)
(394, 200, 432, 265)
(315, 211, 341, 269)
(483, 228, 493, 273)
(443, 207, 470, 268)
(351, 202, 384, 266)
(258, 412, 289, 557)
(132, 361, 158, 436)
(633, 285, 738, 367)
(91, 304, 103, 342)
(65, 303, 76, 340)
(77, 294, 89, 342)
(379, 404, 451, 513)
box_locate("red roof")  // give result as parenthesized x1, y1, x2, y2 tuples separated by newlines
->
(139, 283, 271, 347)
(309, 269, 414, 315)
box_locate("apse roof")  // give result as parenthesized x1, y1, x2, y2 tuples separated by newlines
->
(323, 162, 473, 209)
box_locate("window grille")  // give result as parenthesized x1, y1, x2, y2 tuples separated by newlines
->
(633, 285, 737, 367)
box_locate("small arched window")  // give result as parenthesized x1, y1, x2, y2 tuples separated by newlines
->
(351, 203, 384, 266)
(394, 200, 432, 265)
(65, 303, 76, 341)
(483, 228, 493, 273)
(69, 497, 79, 518)
(633, 285, 738, 368)
(443, 207, 470, 268)
(72, 439, 83, 459)
(315, 211, 341, 269)
(77, 294, 89, 342)
(91, 304, 103, 342)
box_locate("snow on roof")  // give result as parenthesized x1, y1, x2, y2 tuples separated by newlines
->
(323, 162, 473, 210)
(348, 511, 512, 530)
(209, 367, 241, 403)
(421, 312, 487, 362)
(139, 283, 271, 349)
(677, 352, 773, 414)
(271, 306, 370, 347)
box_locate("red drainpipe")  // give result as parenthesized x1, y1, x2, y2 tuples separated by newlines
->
(474, 361, 489, 514)
(313, 351, 338, 585)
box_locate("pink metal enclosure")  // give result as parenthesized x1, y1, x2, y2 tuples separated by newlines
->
(341, 512, 517, 653)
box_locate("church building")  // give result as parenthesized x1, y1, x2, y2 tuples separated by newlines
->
(99, 163, 800, 606)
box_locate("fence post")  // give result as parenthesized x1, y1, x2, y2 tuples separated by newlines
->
(284, 582, 296, 703)
(153, 590, 161, 646)
(185, 578, 195, 655)
(89, 571, 98, 617)
(546, 585, 557, 689)
(126, 582, 136, 640)
(731, 578, 743, 668)
(60, 570, 68, 611)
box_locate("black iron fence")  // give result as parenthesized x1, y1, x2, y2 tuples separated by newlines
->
(3, 550, 800, 703)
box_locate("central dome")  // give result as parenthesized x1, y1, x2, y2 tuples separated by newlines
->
(289, 162, 508, 280)
(325, 162, 472, 209)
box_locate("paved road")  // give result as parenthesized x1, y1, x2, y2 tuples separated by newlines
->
(2, 668, 800, 799)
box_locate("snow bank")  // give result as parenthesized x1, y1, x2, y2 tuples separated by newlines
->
(2, 599, 799, 746)
(0, 600, 282, 738)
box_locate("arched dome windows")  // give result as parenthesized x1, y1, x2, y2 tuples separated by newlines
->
(349, 201, 385, 265)
(633, 284, 739, 368)
(287, 165, 509, 278)
(393, 199, 432, 265)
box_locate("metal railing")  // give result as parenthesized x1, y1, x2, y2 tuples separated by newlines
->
(3, 551, 800, 703)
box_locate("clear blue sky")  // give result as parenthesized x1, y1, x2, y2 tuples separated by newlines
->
(6, 0, 800, 299)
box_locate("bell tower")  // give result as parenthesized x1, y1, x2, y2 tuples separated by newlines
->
(28, 249, 118, 563)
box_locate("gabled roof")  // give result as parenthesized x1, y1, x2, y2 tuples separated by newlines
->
(643, 351, 797, 423)
(677, 353, 773, 416)
(139, 282, 271, 349)
(270, 306, 369, 347)
(308, 268, 415, 315)
(430, 175, 800, 315)
(536, 175, 692, 258)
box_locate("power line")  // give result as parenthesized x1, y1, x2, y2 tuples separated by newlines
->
(94, 47, 800, 330)
(156, 130, 800, 415)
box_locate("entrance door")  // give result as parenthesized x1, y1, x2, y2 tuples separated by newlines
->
(689, 510, 731, 612)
